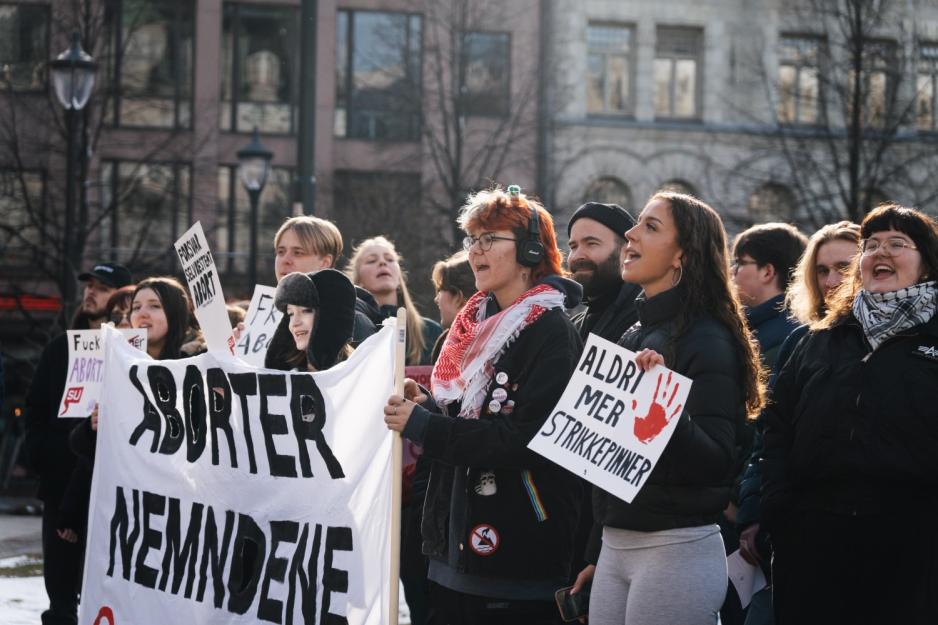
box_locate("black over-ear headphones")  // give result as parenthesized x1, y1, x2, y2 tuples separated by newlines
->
(508, 184, 545, 268)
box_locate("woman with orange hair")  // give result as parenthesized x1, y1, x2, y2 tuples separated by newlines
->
(384, 185, 583, 624)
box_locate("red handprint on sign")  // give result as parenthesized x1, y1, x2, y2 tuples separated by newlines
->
(632, 371, 682, 444)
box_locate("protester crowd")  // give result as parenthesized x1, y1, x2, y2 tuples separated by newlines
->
(20, 183, 938, 625)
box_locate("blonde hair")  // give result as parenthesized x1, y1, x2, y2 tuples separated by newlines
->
(785, 221, 861, 324)
(274, 216, 344, 265)
(348, 236, 427, 364)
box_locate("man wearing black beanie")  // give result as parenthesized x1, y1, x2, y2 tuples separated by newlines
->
(566, 202, 642, 343)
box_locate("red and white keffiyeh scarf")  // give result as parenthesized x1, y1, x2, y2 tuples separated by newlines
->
(430, 283, 565, 419)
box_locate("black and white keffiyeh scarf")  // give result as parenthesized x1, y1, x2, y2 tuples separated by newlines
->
(852, 281, 938, 350)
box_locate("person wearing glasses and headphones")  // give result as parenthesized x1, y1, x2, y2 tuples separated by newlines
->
(384, 185, 584, 625)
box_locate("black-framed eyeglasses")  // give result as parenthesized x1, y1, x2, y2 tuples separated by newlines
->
(731, 258, 759, 273)
(462, 233, 517, 251)
(860, 237, 918, 255)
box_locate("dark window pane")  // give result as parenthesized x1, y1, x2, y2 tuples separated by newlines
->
(216, 166, 292, 276)
(460, 31, 509, 117)
(116, 0, 194, 128)
(335, 10, 422, 141)
(101, 161, 191, 270)
(0, 4, 48, 90)
(0, 169, 45, 266)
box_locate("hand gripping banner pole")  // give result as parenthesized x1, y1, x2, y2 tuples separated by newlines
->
(389, 308, 406, 625)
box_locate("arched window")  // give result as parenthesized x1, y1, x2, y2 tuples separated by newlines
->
(748, 183, 797, 223)
(582, 176, 633, 212)
(657, 179, 697, 196)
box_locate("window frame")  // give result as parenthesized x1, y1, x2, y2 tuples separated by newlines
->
(458, 29, 511, 118)
(221, 2, 300, 136)
(109, 0, 195, 130)
(654, 26, 704, 121)
(335, 8, 424, 143)
(0, 2, 51, 93)
(101, 159, 193, 266)
(585, 21, 636, 117)
(916, 41, 938, 133)
(777, 34, 825, 127)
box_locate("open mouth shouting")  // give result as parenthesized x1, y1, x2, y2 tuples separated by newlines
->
(871, 263, 895, 280)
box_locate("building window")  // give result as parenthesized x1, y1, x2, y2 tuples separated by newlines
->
(216, 166, 292, 276)
(778, 36, 821, 125)
(863, 41, 896, 127)
(110, 0, 194, 128)
(582, 176, 633, 213)
(0, 3, 49, 91)
(333, 170, 421, 245)
(0, 169, 45, 266)
(658, 179, 697, 196)
(221, 3, 298, 134)
(748, 183, 796, 223)
(100, 161, 191, 270)
(917, 43, 938, 131)
(586, 23, 634, 115)
(654, 27, 702, 119)
(460, 31, 509, 117)
(335, 10, 422, 141)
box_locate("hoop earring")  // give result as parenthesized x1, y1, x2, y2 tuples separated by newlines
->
(672, 264, 683, 287)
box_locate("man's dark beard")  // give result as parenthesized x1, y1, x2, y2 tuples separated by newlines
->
(571, 250, 622, 300)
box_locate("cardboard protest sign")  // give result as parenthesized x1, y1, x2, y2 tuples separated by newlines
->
(57, 328, 147, 418)
(80, 324, 397, 625)
(175, 222, 235, 355)
(235, 285, 281, 367)
(528, 333, 692, 503)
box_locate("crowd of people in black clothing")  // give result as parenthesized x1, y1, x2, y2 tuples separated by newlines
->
(19, 184, 938, 625)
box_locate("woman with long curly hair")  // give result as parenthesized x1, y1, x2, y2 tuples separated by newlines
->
(572, 192, 766, 625)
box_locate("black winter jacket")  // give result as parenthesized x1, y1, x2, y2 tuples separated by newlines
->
(588, 285, 746, 558)
(403, 295, 583, 589)
(761, 314, 938, 527)
(571, 282, 642, 343)
(24, 333, 78, 502)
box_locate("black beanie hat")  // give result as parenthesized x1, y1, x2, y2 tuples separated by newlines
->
(267, 269, 356, 371)
(567, 202, 635, 238)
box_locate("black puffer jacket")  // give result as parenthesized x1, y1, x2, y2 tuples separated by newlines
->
(403, 282, 583, 590)
(761, 314, 938, 526)
(588, 285, 746, 558)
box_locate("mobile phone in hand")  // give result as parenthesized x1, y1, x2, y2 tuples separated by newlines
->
(555, 584, 590, 622)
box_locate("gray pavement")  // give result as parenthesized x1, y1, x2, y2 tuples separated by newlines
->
(0, 497, 42, 560)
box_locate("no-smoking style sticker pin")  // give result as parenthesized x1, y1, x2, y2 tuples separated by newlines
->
(469, 524, 500, 556)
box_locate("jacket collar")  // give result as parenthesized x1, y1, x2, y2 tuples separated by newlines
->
(636, 283, 687, 327)
(745, 293, 787, 329)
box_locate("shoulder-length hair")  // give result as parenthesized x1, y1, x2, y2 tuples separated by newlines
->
(785, 221, 861, 324)
(457, 186, 564, 283)
(653, 192, 766, 418)
(132, 276, 192, 360)
(816, 204, 938, 330)
(274, 216, 344, 263)
(348, 236, 427, 364)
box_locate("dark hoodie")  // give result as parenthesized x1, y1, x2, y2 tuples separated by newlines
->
(355, 286, 443, 365)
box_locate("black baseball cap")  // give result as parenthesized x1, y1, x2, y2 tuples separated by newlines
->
(78, 262, 133, 289)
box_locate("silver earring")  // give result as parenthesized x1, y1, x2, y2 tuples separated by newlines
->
(672, 264, 683, 287)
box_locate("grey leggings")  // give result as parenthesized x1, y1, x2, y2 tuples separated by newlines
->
(588, 529, 727, 625)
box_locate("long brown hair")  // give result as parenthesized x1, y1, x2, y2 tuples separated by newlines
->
(654, 192, 766, 417)
(348, 236, 427, 364)
(816, 204, 938, 330)
(785, 221, 861, 324)
(132, 277, 192, 360)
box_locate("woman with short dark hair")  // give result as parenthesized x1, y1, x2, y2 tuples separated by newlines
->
(762, 204, 938, 625)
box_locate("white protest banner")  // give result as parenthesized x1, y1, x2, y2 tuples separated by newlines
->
(57, 328, 147, 418)
(80, 323, 397, 625)
(528, 333, 692, 503)
(175, 221, 235, 354)
(236, 285, 281, 367)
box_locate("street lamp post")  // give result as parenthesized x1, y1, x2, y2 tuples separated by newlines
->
(50, 32, 96, 317)
(237, 126, 273, 288)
